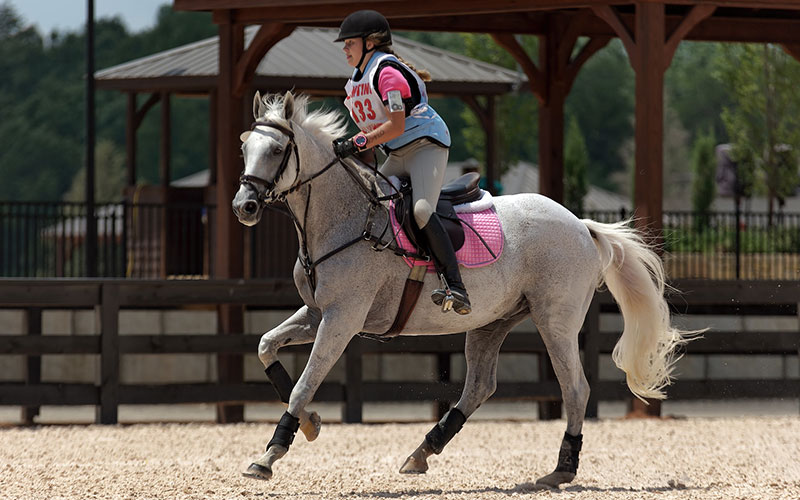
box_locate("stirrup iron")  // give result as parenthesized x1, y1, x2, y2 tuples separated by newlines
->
(433, 273, 455, 313)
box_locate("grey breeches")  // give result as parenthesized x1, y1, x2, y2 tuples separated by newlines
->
(379, 139, 450, 228)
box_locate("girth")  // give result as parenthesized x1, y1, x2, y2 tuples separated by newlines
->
(393, 172, 482, 255)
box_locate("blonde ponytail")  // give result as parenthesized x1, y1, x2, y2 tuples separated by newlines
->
(366, 32, 432, 82)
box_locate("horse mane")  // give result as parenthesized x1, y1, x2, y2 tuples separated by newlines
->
(257, 92, 349, 146)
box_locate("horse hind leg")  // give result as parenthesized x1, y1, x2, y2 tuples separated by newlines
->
(531, 293, 593, 489)
(400, 313, 522, 474)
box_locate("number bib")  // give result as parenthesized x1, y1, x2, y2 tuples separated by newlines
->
(344, 77, 388, 133)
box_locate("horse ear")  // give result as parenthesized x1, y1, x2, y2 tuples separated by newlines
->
(240, 131, 251, 142)
(283, 91, 294, 121)
(252, 91, 262, 120)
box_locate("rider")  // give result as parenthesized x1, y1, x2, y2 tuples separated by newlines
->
(333, 9, 471, 315)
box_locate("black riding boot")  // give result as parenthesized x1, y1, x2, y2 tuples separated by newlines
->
(421, 213, 471, 315)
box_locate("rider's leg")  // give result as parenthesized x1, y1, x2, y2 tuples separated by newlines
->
(406, 141, 471, 315)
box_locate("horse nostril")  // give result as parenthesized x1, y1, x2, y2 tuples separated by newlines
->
(243, 200, 259, 215)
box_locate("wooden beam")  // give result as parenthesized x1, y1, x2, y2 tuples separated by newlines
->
(233, 23, 296, 97)
(134, 93, 160, 128)
(663, 4, 716, 70)
(177, 0, 800, 15)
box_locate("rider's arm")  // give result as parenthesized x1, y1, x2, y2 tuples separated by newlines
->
(355, 66, 411, 149)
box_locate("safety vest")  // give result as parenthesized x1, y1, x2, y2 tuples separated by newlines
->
(344, 52, 451, 151)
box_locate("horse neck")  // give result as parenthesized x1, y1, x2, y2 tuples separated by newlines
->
(283, 130, 373, 254)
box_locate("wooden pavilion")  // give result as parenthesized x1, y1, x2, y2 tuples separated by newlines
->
(166, 0, 800, 421)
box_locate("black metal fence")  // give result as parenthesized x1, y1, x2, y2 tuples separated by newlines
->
(2, 201, 799, 280)
(0, 201, 216, 278)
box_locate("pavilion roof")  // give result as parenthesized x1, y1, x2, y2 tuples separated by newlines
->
(96, 26, 525, 96)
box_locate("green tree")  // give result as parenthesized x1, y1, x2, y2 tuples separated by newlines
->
(690, 130, 716, 229)
(715, 43, 800, 222)
(666, 42, 732, 145)
(564, 115, 588, 215)
(63, 140, 127, 203)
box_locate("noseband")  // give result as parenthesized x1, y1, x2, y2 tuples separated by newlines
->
(239, 120, 301, 204)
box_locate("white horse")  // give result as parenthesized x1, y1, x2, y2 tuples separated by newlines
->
(232, 91, 691, 488)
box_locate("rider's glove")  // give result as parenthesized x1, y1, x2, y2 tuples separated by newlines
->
(333, 137, 358, 158)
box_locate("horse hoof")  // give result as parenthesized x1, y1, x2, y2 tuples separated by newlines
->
(534, 470, 575, 489)
(243, 462, 272, 480)
(399, 454, 428, 474)
(300, 411, 321, 442)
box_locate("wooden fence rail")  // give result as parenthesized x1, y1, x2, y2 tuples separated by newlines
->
(0, 279, 798, 424)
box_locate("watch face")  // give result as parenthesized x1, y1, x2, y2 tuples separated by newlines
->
(355, 135, 367, 147)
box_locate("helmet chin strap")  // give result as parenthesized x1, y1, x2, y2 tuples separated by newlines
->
(354, 37, 376, 80)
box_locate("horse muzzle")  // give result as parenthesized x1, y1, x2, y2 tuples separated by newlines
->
(232, 189, 263, 226)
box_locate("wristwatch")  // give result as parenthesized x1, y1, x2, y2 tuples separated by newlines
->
(354, 134, 368, 149)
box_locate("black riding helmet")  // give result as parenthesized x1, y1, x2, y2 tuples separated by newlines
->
(334, 10, 391, 43)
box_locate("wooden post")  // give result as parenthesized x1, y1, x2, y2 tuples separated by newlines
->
(435, 352, 451, 420)
(23, 307, 42, 425)
(125, 92, 137, 187)
(343, 337, 363, 423)
(215, 15, 246, 423)
(582, 297, 600, 418)
(632, 3, 665, 240)
(492, 20, 608, 204)
(484, 96, 498, 195)
(97, 284, 120, 424)
(537, 22, 566, 203)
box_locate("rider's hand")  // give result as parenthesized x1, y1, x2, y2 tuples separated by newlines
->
(333, 137, 358, 158)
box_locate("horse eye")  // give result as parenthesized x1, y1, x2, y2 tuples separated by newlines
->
(273, 146, 283, 156)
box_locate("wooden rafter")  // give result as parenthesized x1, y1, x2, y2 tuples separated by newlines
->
(134, 93, 161, 128)
(782, 43, 800, 62)
(564, 36, 612, 93)
(591, 5, 636, 60)
(663, 5, 716, 69)
(233, 23, 296, 97)
(490, 33, 544, 102)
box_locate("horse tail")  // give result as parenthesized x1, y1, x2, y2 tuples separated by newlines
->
(582, 219, 695, 401)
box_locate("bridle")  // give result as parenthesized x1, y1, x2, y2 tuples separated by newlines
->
(239, 120, 307, 204)
(237, 120, 422, 290)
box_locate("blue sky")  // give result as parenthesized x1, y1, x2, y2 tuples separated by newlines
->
(5, 0, 169, 35)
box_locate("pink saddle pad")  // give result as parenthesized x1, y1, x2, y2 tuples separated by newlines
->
(389, 202, 504, 271)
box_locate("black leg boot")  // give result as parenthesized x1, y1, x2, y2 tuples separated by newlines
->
(421, 213, 471, 315)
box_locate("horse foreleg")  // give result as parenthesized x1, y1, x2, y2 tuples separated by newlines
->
(257, 306, 322, 442)
(400, 324, 511, 474)
(247, 302, 367, 480)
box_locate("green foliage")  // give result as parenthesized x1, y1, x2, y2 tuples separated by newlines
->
(666, 42, 732, 144)
(690, 130, 717, 228)
(63, 140, 127, 203)
(714, 43, 800, 211)
(0, 2, 215, 202)
(564, 115, 588, 215)
(566, 40, 634, 191)
(458, 34, 537, 172)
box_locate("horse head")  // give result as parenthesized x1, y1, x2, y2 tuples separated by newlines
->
(232, 91, 349, 226)
(233, 91, 300, 226)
